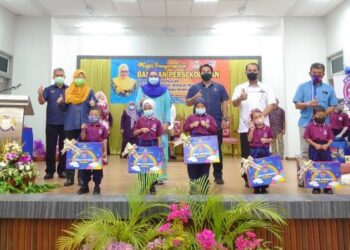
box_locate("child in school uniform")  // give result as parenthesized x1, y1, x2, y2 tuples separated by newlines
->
(248, 108, 274, 194)
(330, 101, 349, 139)
(304, 105, 334, 194)
(133, 99, 163, 195)
(183, 98, 217, 194)
(77, 107, 108, 195)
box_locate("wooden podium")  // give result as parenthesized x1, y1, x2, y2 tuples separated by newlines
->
(0, 95, 34, 145)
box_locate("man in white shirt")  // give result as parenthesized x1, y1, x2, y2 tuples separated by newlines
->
(232, 63, 276, 187)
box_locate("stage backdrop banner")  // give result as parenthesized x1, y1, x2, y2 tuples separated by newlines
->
(110, 58, 230, 104)
(78, 56, 260, 156)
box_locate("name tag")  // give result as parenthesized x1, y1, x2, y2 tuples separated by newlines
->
(339, 117, 343, 121)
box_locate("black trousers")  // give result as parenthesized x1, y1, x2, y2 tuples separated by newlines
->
(81, 170, 103, 185)
(45, 124, 65, 175)
(240, 133, 250, 183)
(213, 129, 223, 179)
(64, 129, 82, 181)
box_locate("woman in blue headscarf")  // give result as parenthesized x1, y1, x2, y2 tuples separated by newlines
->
(136, 68, 171, 183)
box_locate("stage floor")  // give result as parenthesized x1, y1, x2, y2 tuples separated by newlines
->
(37, 156, 350, 195)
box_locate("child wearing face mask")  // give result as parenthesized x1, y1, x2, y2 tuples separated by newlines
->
(248, 109, 274, 194)
(77, 107, 108, 195)
(330, 101, 348, 139)
(183, 98, 217, 194)
(133, 99, 163, 195)
(304, 105, 334, 194)
(120, 101, 139, 158)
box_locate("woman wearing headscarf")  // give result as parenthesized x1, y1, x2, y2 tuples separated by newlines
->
(112, 64, 136, 96)
(95, 91, 110, 164)
(120, 101, 139, 158)
(58, 69, 98, 187)
(135, 68, 171, 183)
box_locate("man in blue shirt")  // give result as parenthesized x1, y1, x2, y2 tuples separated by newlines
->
(293, 62, 338, 159)
(186, 64, 229, 184)
(38, 68, 67, 179)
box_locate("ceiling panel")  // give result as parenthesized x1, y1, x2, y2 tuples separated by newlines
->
(288, 0, 343, 16)
(139, 0, 166, 17)
(145, 18, 167, 29)
(216, 0, 245, 17)
(112, 0, 142, 16)
(0, 0, 43, 15)
(191, 1, 218, 17)
(166, 0, 192, 17)
(245, 0, 297, 17)
(37, 0, 87, 16)
(85, 0, 117, 16)
(188, 18, 215, 29)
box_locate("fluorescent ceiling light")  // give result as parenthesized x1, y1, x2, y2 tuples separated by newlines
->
(212, 21, 262, 35)
(77, 21, 124, 35)
(194, 0, 219, 2)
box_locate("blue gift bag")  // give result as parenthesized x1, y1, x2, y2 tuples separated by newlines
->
(330, 140, 347, 163)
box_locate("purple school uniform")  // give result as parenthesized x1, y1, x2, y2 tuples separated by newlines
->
(249, 125, 274, 148)
(134, 116, 163, 141)
(330, 112, 349, 130)
(81, 123, 108, 142)
(183, 114, 217, 136)
(304, 122, 334, 142)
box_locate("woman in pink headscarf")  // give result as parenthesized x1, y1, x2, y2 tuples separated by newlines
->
(95, 91, 110, 164)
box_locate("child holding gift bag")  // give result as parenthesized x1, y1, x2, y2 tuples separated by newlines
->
(183, 98, 217, 194)
(304, 105, 334, 194)
(133, 99, 163, 195)
(248, 109, 274, 194)
(77, 107, 108, 195)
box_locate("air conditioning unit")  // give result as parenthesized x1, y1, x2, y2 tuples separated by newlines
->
(0, 53, 11, 78)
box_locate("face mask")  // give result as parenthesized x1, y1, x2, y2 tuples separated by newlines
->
(148, 77, 159, 85)
(201, 73, 212, 81)
(254, 117, 264, 125)
(74, 78, 85, 86)
(128, 105, 135, 110)
(54, 76, 65, 86)
(195, 108, 206, 115)
(88, 115, 99, 124)
(247, 72, 258, 81)
(311, 75, 322, 84)
(144, 109, 154, 117)
(314, 117, 325, 124)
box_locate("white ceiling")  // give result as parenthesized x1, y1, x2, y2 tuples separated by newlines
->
(0, 0, 344, 36)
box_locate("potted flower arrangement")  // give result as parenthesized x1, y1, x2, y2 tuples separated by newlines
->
(0, 141, 57, 193)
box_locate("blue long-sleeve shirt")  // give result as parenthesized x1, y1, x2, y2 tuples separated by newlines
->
(60, 89, 97, 131)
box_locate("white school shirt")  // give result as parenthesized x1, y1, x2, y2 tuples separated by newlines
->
(232, 81, 276, 133)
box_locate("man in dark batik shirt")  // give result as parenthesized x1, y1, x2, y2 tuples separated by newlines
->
(268, 98, 285, 158)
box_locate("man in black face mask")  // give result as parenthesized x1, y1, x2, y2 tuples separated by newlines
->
(232, 63, 276, 187)
(186, 64, 229, 185)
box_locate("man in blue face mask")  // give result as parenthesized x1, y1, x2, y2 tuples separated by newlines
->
(186, 64, 229, 185)
(37, 68, 68, 179)
(293, 63, 338, 161)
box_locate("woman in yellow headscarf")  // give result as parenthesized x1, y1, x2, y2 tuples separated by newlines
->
(59, 69, 98, 187)
(112, 64, 136, 96)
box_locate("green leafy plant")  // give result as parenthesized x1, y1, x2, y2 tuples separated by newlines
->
(56, 176, 286, 250)
(56, 176, 168, 250)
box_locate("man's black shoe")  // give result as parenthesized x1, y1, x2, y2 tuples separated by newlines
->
(77, 186, 89, 194)
(44, 173, 54, 180)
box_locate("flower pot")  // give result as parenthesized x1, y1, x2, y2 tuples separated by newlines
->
(23, 176, 36, 185)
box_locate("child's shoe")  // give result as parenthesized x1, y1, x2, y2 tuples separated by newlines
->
(254, 188, 261, 194)
(260, 187, 268, 194)
(323, 188, 333, 194)
(312, 188, 321, 194)
(93, 185, 101, 195)
(77, 186, 89, 194)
